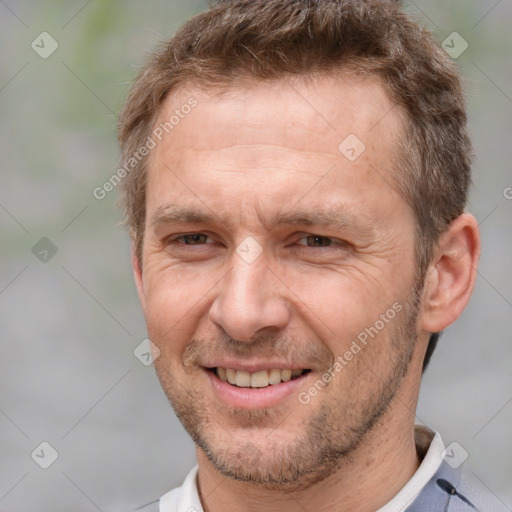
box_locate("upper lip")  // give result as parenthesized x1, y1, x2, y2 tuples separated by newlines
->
(202, 359, 311, 373)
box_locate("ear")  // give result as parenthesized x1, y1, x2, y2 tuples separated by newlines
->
(131, 242, 146, 311)
(420, 213, 481, 333)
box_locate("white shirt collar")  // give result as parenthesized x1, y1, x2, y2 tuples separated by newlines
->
(159, 464, 201, 512)
(159, 426, 444, 512)
(376, 428, 444, 512)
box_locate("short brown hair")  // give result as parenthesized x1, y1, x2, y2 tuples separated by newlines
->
(118, 0, 472, 278)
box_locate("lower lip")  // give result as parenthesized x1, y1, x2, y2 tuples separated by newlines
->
(205, 369, 310, 409)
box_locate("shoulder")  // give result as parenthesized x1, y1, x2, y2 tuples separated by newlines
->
(408, 460, 508, 511)
(454, 469, 509, 512)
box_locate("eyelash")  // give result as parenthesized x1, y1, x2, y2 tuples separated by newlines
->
(169, 233, 213, 245)
(167, 233, 347, 249)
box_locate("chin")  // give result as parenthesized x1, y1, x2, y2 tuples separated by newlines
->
(190, 404, 362, 489)
(199, 434, 350, 489)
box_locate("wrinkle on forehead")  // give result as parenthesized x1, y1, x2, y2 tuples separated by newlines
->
(153, 73, 405, 159)
(167, 145, 345, 182)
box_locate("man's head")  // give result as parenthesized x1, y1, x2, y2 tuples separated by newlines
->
(118, 0, 480, 489)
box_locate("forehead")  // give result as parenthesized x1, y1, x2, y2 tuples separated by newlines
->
(146, 74, 408, 225)
(154, 73, 403, 158)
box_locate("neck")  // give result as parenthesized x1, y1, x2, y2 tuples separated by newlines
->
(196, 391, 421, 512)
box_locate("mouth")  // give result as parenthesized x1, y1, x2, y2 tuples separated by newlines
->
(207, 367, 311, 388)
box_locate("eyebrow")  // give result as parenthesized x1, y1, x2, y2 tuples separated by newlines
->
(150, 203, 376, 238)
(151, 204, 218, 228)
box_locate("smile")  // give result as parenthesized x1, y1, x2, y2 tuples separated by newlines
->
(211, 367, 310, 388)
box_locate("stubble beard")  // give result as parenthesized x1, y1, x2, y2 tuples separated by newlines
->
(154, 280, 423, 490)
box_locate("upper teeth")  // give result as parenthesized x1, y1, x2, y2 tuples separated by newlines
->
(216, 368, 305, 388)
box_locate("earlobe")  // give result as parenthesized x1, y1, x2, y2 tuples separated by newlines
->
(419, 213, 480, 333)
(131, 243, 146, 310)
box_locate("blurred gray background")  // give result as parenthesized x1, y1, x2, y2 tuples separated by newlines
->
(0, 1, 511, 510)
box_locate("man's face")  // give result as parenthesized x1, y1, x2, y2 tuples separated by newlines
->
(135, 75, 423, 486)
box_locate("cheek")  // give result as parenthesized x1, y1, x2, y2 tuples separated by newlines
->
(142, 265, 219, 350)
(144, 257, 207, 311)
(288, 268, 399, 343)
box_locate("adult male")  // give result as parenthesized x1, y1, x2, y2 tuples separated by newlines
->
(117, 1, 496, 510)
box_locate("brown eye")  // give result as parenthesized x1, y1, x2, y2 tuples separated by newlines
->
(294, 235, 350, 253)
(303, 236, 332, 247)
(172, 233, 210, 245)
(297, 235, 335, 247)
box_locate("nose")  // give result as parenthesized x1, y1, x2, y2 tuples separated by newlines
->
(208, 251, 291, 342)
